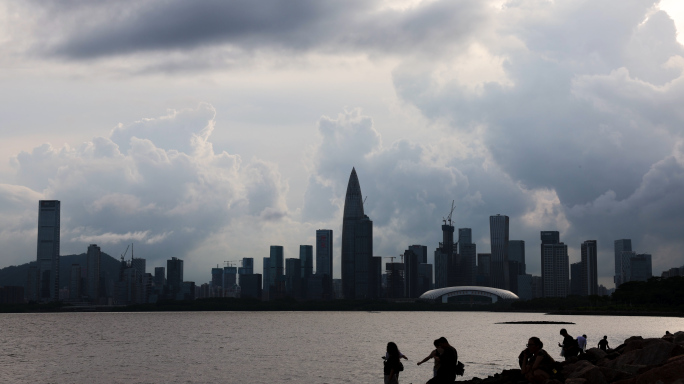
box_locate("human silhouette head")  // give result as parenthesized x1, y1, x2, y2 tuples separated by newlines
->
(560, 329, 568, 336)
(387, 342, 399, 358)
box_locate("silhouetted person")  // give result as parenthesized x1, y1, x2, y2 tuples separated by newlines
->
(577, 334, 587, 353)
(520, 337, 555, 384)
(427, 337, 457, 384)
(417, 339, 443, 378)
(598, 335, 609, 351)
(558, 328, 579, 360)
(384, 342, 403, 384)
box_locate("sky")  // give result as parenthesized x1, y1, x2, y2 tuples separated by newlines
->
(1, 0, 684, 288)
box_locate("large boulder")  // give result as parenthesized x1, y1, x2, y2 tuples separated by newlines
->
(673, 331, 684, 345)
(634, 355, 684, 384)
(604, 339, 680, 370)
(585, 348, 607, 363)
(561, 360, 607, 384)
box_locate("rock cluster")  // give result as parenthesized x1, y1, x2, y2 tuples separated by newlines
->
(460, 331, 684, 384)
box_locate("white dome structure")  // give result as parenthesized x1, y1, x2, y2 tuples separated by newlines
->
(419, 286, 520, 303)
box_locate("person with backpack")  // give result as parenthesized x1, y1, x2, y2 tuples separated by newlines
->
(558, 328, 580, 360)
(426, 337, 458, 384)
(384, 342, 404, 384)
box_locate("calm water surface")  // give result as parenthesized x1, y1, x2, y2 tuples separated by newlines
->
(1, 311, 682, 383)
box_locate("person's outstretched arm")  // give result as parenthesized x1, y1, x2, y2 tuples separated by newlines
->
(417, 351, 436, 365)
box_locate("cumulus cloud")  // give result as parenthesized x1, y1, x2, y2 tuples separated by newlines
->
(3, 104, 290, 273)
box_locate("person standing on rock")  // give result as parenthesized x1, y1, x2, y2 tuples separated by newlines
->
(558, 328, 580, 360)
(598, 335, 609, 351)
(417, 339, 443, 378)
(426, 337, 457, 384)
(577, 334, 587, 354)
(520, 337, 555, 384)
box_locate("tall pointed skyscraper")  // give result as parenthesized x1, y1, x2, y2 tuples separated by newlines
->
(341, 168, 373, 299)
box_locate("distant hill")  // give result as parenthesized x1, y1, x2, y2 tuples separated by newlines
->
(0, 253, 122, 290)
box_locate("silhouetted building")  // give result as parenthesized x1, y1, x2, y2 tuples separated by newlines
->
(409, 245, 428, 264)
(476, 253, 491, 287)
(517, 274, 533, 300)
(86, 244, 101, 300)
(240, 274, 262, 299)
(456, 229, 476, 286)
(508, 240, 526, 274)
(154, 267, 165, 289)
(614, 239, 632, 287)
(404, 249, 420, 298)
(434, 250, 448, 289)
(211, 266, 223, 289)
(285, 258, 302, 298)
(386, 262, 405, 298)
(36, 200, 60, 301)
(180, 281, 195, 300)
(570, 262, 583, 296)
(167, 257, 183, 299)
(541, 232, 568, 298)
(300, 245, 313, 279)
(268, 246, 284, 290)
(441, 222, 456, 287)
(69, 264, 81, 300)
(130, 252, 146, 277)
(531, 275, 543, 298)
(418, 263, 433, 295)
(581, 240, 598, 295)
(489, 215, 510, 290)
(369, 256, 382, 299)
(630, 254, 652, 282)
(238, 257, 254, 275)
(262, 257, 270, 297)
(316, 229, 333, 277)
(341, 168, 373, 299)
(223, 266, 237, 290)
(0, 286, 24, 304)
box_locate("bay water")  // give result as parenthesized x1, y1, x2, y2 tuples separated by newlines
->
(1, 311, 682, 383)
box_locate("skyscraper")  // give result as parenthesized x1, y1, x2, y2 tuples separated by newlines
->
(36, 200, 60, 301)
(489, 215, 510, 290)
(404, 248, 420, 298)
(570, 262, 583, 296)
(434, 249, 448, 289)
(285, 258, 302, 298)
(442, 222, 456, 287)
(211, 266, 224, 289)
(86, 244, 101, 300)
(262, 257, 270, 294)
(300, 245, 313, 279)
(341, 168, 373, 299)
(269, 246, 284, 290)
(167, 257, 183, 297)
(508, 240, 526, 275)
(154, 267, 166, 288)
(581, 240, 598, 296)
(540, 232, 568, 298)
(457, 229, 476, 286)
(316, 229, 333, 277)
(409, 245, 428, 264)
(476, 253, 491, 286)
(614, 239, 632, 287)
(630, 254, 652, 282)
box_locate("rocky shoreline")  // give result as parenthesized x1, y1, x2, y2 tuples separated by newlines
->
(461, 331, 684, 384)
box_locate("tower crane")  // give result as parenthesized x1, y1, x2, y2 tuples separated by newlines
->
(443, 200, 455, 226)
(120, 244, 130, 262)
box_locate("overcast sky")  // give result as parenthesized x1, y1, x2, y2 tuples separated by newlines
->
(1, 0, 684, 288)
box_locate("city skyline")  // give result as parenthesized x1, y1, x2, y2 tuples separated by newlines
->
(2, 1, 684, 288)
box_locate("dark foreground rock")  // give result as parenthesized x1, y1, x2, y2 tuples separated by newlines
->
(458, 331, 684, 384)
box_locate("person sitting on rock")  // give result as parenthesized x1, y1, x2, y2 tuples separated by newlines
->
(520, 337, 555, 384)
(598, 335, 609, 351)
(558, 328, 580, 360)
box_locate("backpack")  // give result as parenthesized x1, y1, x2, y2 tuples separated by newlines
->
(455, 361, 465, 376)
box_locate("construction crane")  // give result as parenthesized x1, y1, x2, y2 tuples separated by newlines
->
(224, 260, 241, 267)
(120, 244, 130, 262)
(363, 196, 368, 206)
(443, 200, 456, 226)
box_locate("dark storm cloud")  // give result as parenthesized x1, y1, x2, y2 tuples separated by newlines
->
(392, 0, 684, 275)
(36, 0, 488, 59)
